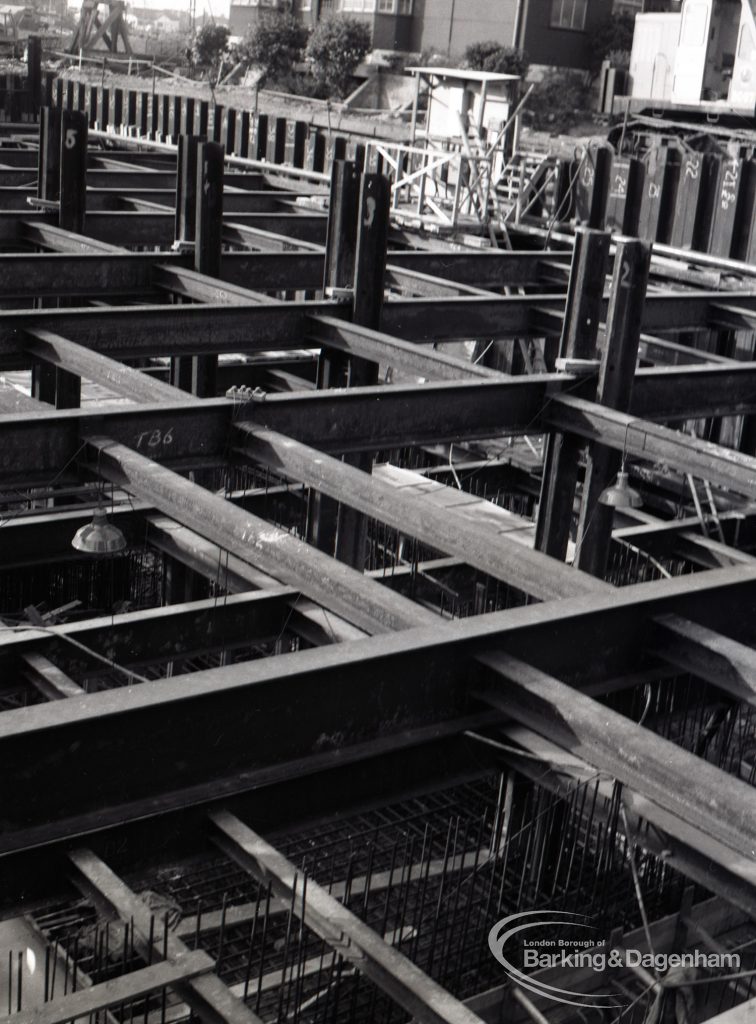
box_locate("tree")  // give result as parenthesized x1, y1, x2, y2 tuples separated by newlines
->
(527, 69, 589, 132)
(463, 41, 529, 79)
(239, 12, 309, 85)
(192, 22, 230, 70)
(305, 16, 372, 98)
(589, 13, 635, 76)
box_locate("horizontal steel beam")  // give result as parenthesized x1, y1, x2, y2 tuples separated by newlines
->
(2, 566, 754, 843)
(26, 328, 180, 404)
(385, 250, 572, 289)
(0, 399, 233, 484)
(144, 515, 366, 646)
(379, 291, 756, 341)
(88, 436, 434, 635)
(0, 711, 495, 865)
(3, 361, 756, 480)
(653, 613, 756, 708)
(240, 376, 557, 451)
(0, 251, 324, 299)
(549, 395, 756, 499)
(0, 294, 754, 370)
(0, 302, 325, 367)
(0, 210, 328, 247)
(489, 724, 756, 922)
(237, 424, 602, 600)
(305, 315, 501, 381)
(631, 363, 756, 421)
(1, 589, 299, 676)
(475, 651, 756, 858)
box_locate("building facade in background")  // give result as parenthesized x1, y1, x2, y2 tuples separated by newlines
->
(229, 0, 625, 69)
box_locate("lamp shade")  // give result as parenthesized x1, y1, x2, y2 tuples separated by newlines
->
(71, 507, 127, 555)
(598, 470, 643, 510)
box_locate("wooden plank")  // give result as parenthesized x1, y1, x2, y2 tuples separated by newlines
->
(210, 810, 487, 1024)
(21, 651, 84, 699)
(69, 850, 264, 1024)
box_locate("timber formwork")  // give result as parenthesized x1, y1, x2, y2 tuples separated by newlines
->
(2, 99, 756, 1024)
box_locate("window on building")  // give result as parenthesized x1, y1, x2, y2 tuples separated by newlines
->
(377, 0, 395, 13)
(397, 0, 412, 14)
(550, 0, 587, 30)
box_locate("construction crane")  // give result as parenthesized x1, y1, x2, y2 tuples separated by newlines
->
(68, 0, 132, 55)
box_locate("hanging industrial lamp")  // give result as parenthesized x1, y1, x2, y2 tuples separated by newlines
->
(71, 505, 127, 556)
(599, 418, 644, 510)
(599, 466, 643, 509)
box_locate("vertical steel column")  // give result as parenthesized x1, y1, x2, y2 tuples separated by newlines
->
(137, 91, 149, 136)
(334, 173, 390, 569)
(237, 110, 250, 158)
(197, 100, 209, 138)
(175, 133, 204, 243)
(54, 109, 86, 409)
(223, 108, 236, 154)
(250, 113, 267, 160)
(575, 146, 611, 230)
(267, 117, 286, 164)
(112, 87, 123, 130)
(180, 96, 195, 137)
(59, 108, 87, 233)
(37, 106, 60, 202)
(211, 103, 223, 144)
(605, 156, 644, 236)
(88, 84, 98, 128)
(308, 160, 360, 555)
(305, 127, 325, 172)
(285, 120, 306, 167)
(172, 134, 204, 393)
(534, 227, 610, 560)
(26, 36, 41, 115)
(100, 87, 110, 130)
(574, 238, 651, 579)
(191, 140, 224, 398)
(126, 89, 137, 131)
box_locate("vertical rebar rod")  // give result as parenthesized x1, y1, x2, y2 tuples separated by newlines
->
(242, 893, 260, 1002)
(216, 893, 228, 976)
(254, 882, 273, 1017)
